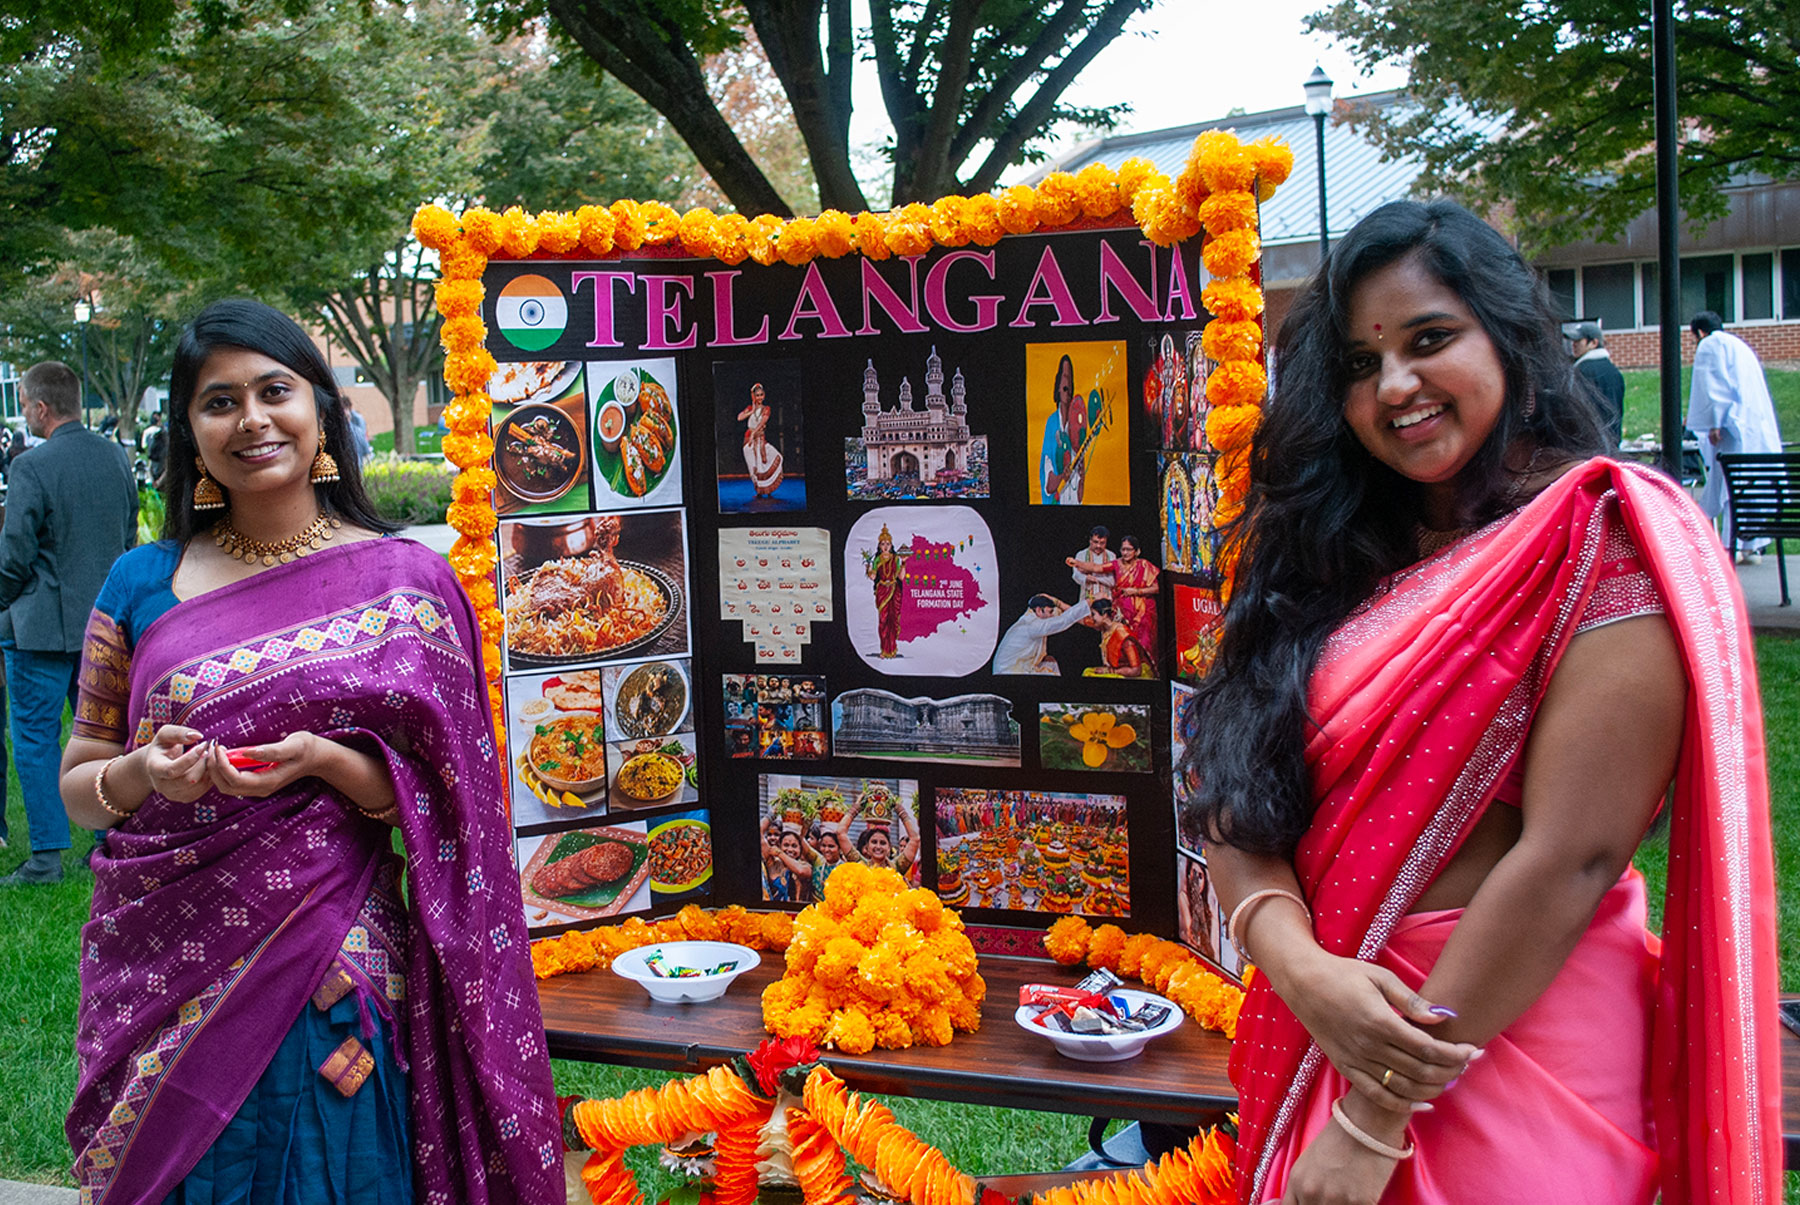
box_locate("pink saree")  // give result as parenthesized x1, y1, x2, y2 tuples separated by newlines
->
(1230, 459, 1780, 1204)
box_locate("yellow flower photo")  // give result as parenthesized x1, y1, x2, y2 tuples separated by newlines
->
(1039, 703, 1152, 773)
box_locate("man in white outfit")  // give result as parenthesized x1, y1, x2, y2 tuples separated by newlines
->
(992, 595, 1091, 675)
(1686, 311, 1784, 563)
(1069, 526, 1115, 602)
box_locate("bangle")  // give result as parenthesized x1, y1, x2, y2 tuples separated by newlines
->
(1331, 1097, 1414, 1160)
(95, 757, 133, 820)
(1226, 887, 1311, 963)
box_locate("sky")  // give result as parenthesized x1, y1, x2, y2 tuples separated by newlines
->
(844, 0, 1410, 192)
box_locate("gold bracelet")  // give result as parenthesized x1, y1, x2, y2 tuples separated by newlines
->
(1331, 1096, 1415, 1160)
(1226, 887, 1311, 962)
(94, 757, 133, 820)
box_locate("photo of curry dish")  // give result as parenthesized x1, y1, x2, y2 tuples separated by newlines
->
(593, 367, 678, 499)
(528, 714, 607, 792)
(614, 661, 688, 739)
(614, 752, 684, 803)
(497, 403, 582, 503)
(647, 819, 712, 891)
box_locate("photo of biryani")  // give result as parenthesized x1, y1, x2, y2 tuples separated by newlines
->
(504, 514, 675, 664)
(614, 751, 684, 804)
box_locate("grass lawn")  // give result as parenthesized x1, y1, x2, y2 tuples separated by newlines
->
(3, 636, 1798, 1189)
(1620, 365, 1800, 445)
(370, 425, 445, 456)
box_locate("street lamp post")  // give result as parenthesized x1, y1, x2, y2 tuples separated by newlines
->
(1303, 65, 1334, 263)
(73, 298, 92, 427)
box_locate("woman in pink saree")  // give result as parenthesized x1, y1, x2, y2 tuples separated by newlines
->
(1068, 533, 1159, 664)
(57, 301, 559, 1203)
(1185, 202, 1778, 1204)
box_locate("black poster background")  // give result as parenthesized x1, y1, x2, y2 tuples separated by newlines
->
(484, 220, 1209, 940)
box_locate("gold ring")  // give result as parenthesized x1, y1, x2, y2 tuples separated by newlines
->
(1380, 1067, 1396, 1088)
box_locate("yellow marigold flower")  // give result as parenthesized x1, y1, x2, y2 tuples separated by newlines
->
(434, 278, 483, 319)
(885, 204, 933, 257)
(1068, 710, 1138, 767)
(1206, 402, 1262, 453)
(444, 349, 498, 398)
(1088, 924, 1128, 971)
(438, 239, 487, 282)
(438, 314, 485, 355)
(1043, 915, 1092, 965)
(776, 216, 819, 265)
(964, 193, 1004, 246)
(872, 1011, 914, 1050)
(576, 204, 616, 255)
(498, 206, 538, 258)
(411, 204, 459, 251)
(445, 499, 497, 539)
(536, 210, 581, 255)
(1116, 157, 1157, 204)
(1206, 359, 1268, 408)
(851, 211, 893, 260)
(443, 396, 492, 438)
(461, 207, 503, 255)
(1034, 172, 1082, 227)
(1074, 162, 1122, 219)
(1203, 228, 1261, 278)
(928, 196, 971, 247)
(823, 1007, 876, 1055)
(1247, 135, 1295, 188)
(448, 533, 498, 578)
(712, 212, 752, 265)
(610, 200, 647, 251)
(814, 209, 855, 257)
(1194, 129, 1255, 193)
(1118, 932, 1160, 978)
(460, 576, 496, 612)
(1144, 194, 1202, 246)
(746, 214, 784, 266)
(912, 1008, 954, 1047)
(1198, 189, 1259, 234)
(640, 200, 681, 245)
(1202, 277, 1265, 323)
(997, 185, 1039, 235)
(1201, 318, 1262, 363)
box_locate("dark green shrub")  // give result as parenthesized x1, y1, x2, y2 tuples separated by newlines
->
(361, 455, 456, 526)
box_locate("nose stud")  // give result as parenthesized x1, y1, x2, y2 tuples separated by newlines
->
(237, 416, 252, 433)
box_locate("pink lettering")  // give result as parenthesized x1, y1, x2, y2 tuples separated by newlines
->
(642, 275, 698, 350)
(1093, 241, 1161, 324)
(1165, 245, 1198, 322)
(1008, 246, 1088, 328)
(780, 262, 853, 340)
(569, 271, 637, 348)
(707, 270, 771, 346)
(857, 258, 928, 336)
(924, 250, 1002, 333)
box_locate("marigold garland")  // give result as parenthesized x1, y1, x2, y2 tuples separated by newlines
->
(530, 904, 796, 980)
(1042, 916, 1245, 1039)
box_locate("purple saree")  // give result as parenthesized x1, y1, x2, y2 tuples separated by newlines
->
(68, 539, 560, 1204)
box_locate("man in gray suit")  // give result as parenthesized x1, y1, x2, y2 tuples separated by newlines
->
(0, 362, 136, 885)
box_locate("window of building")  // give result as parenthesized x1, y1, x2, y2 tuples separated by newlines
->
(1546, 269, 1577, 321)
(1784, 249, 1800, 321)
(1741, 253, 1774, 321)
(1582, 263, 1637, 334)
(1681, 253, 1735, 323)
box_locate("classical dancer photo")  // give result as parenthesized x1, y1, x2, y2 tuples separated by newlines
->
(862, 524, 907, 658)
(1184, 201, 1778, 1203)
(737, 381, 785, 497)
(58, 300, 560, 1203)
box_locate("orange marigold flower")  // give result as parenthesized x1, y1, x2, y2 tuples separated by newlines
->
(886, 204, 933, 257)
(814, 209, 855, 257)
(964, 193, 1003, 246)
(822, 1007, 876, 1055)
(997, 185, 1039, 235)
(443, 395, 492, 437)
(445, 499, 497, 539)
(434, 278, 483, 319)
(576, 204, 616, 256)
(1206, 402, 1262, 453)
(1034, 172, 1082, 227)
(411, 203, 459, 251)
(1118, 932, 1160, 978)
(640, 200, 681, 245)
(536, 210, 581, 255)
(1198, 189, 1259, 234)
(1075, 162, 1122, 219)
(713, 212, 752, 265)
(1088, 924, 1128, 971)
(1202, 229, 1261, 278)
(928, 195, 971, 247)
(441, 427, 497, 471)
(461, 575, 497, 612)
(1116, 157, 1158, 204)
(438, 239, 487, 282)
(460, 207, 503, 255)
(1247, 135, 1295, 188)
(497, 206, 538, 258)
(1194, 129, 1256, 193)
(745, 215, 783, 266)
(1143, 194, 1202, 246)
(1043, 916, 1092, 965)
(1201, 277, 1265, 322)
(449, 534, 498, 578)
(1207, 359, 1268, 408)
(449, 460, 494, 500)
(851, 211, 893, 260)
(444, 350, 498, 398)
(1201, 319, 1262, 364)
(610, 200, 646, 252)
(677, 208, 719, 258)
(776, 217, 819, 265)
(438, 314, 485, 355)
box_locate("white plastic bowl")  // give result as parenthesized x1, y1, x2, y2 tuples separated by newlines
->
(1013, 987, 1184, 1062)
(611, 941, 759, 1003)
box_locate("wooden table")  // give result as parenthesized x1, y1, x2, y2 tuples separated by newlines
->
(542, 958, 1800, 1165)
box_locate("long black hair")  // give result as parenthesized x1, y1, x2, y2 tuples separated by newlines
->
(1185, 199, 1606, 858)
(163, 299, 399, 542)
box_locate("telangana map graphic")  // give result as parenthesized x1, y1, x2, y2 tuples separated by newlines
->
(846, 506, 999, 676)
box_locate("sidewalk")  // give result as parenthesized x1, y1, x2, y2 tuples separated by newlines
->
(0, 1182, 74, 1203)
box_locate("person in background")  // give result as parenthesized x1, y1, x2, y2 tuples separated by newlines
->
(140, 407, 169, 488)
(1191, 201, 1775, 1202)
(1686, 310, 1784, 564)
(57, 299, 556, 1201)
(342, 395, 373, 467)
(761, 813, 814, 903)
(0, 361, 135, 885)
(1568, 321, 1625, 447)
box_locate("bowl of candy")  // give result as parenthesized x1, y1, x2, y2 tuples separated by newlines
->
(1013, 970, 1183, 1062)
(611, 941, 760, 1003)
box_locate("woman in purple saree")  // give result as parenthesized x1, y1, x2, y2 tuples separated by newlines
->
(59, 300, 560, 1204)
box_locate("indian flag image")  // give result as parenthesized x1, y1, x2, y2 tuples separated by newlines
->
(494, 275, 567, 352)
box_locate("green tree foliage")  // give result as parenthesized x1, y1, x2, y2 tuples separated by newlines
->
(1309, 0, 1800, 252)
(480, 0, 1155, 215)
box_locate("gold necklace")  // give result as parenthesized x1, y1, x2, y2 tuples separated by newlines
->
(214, 514, 341, 566)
